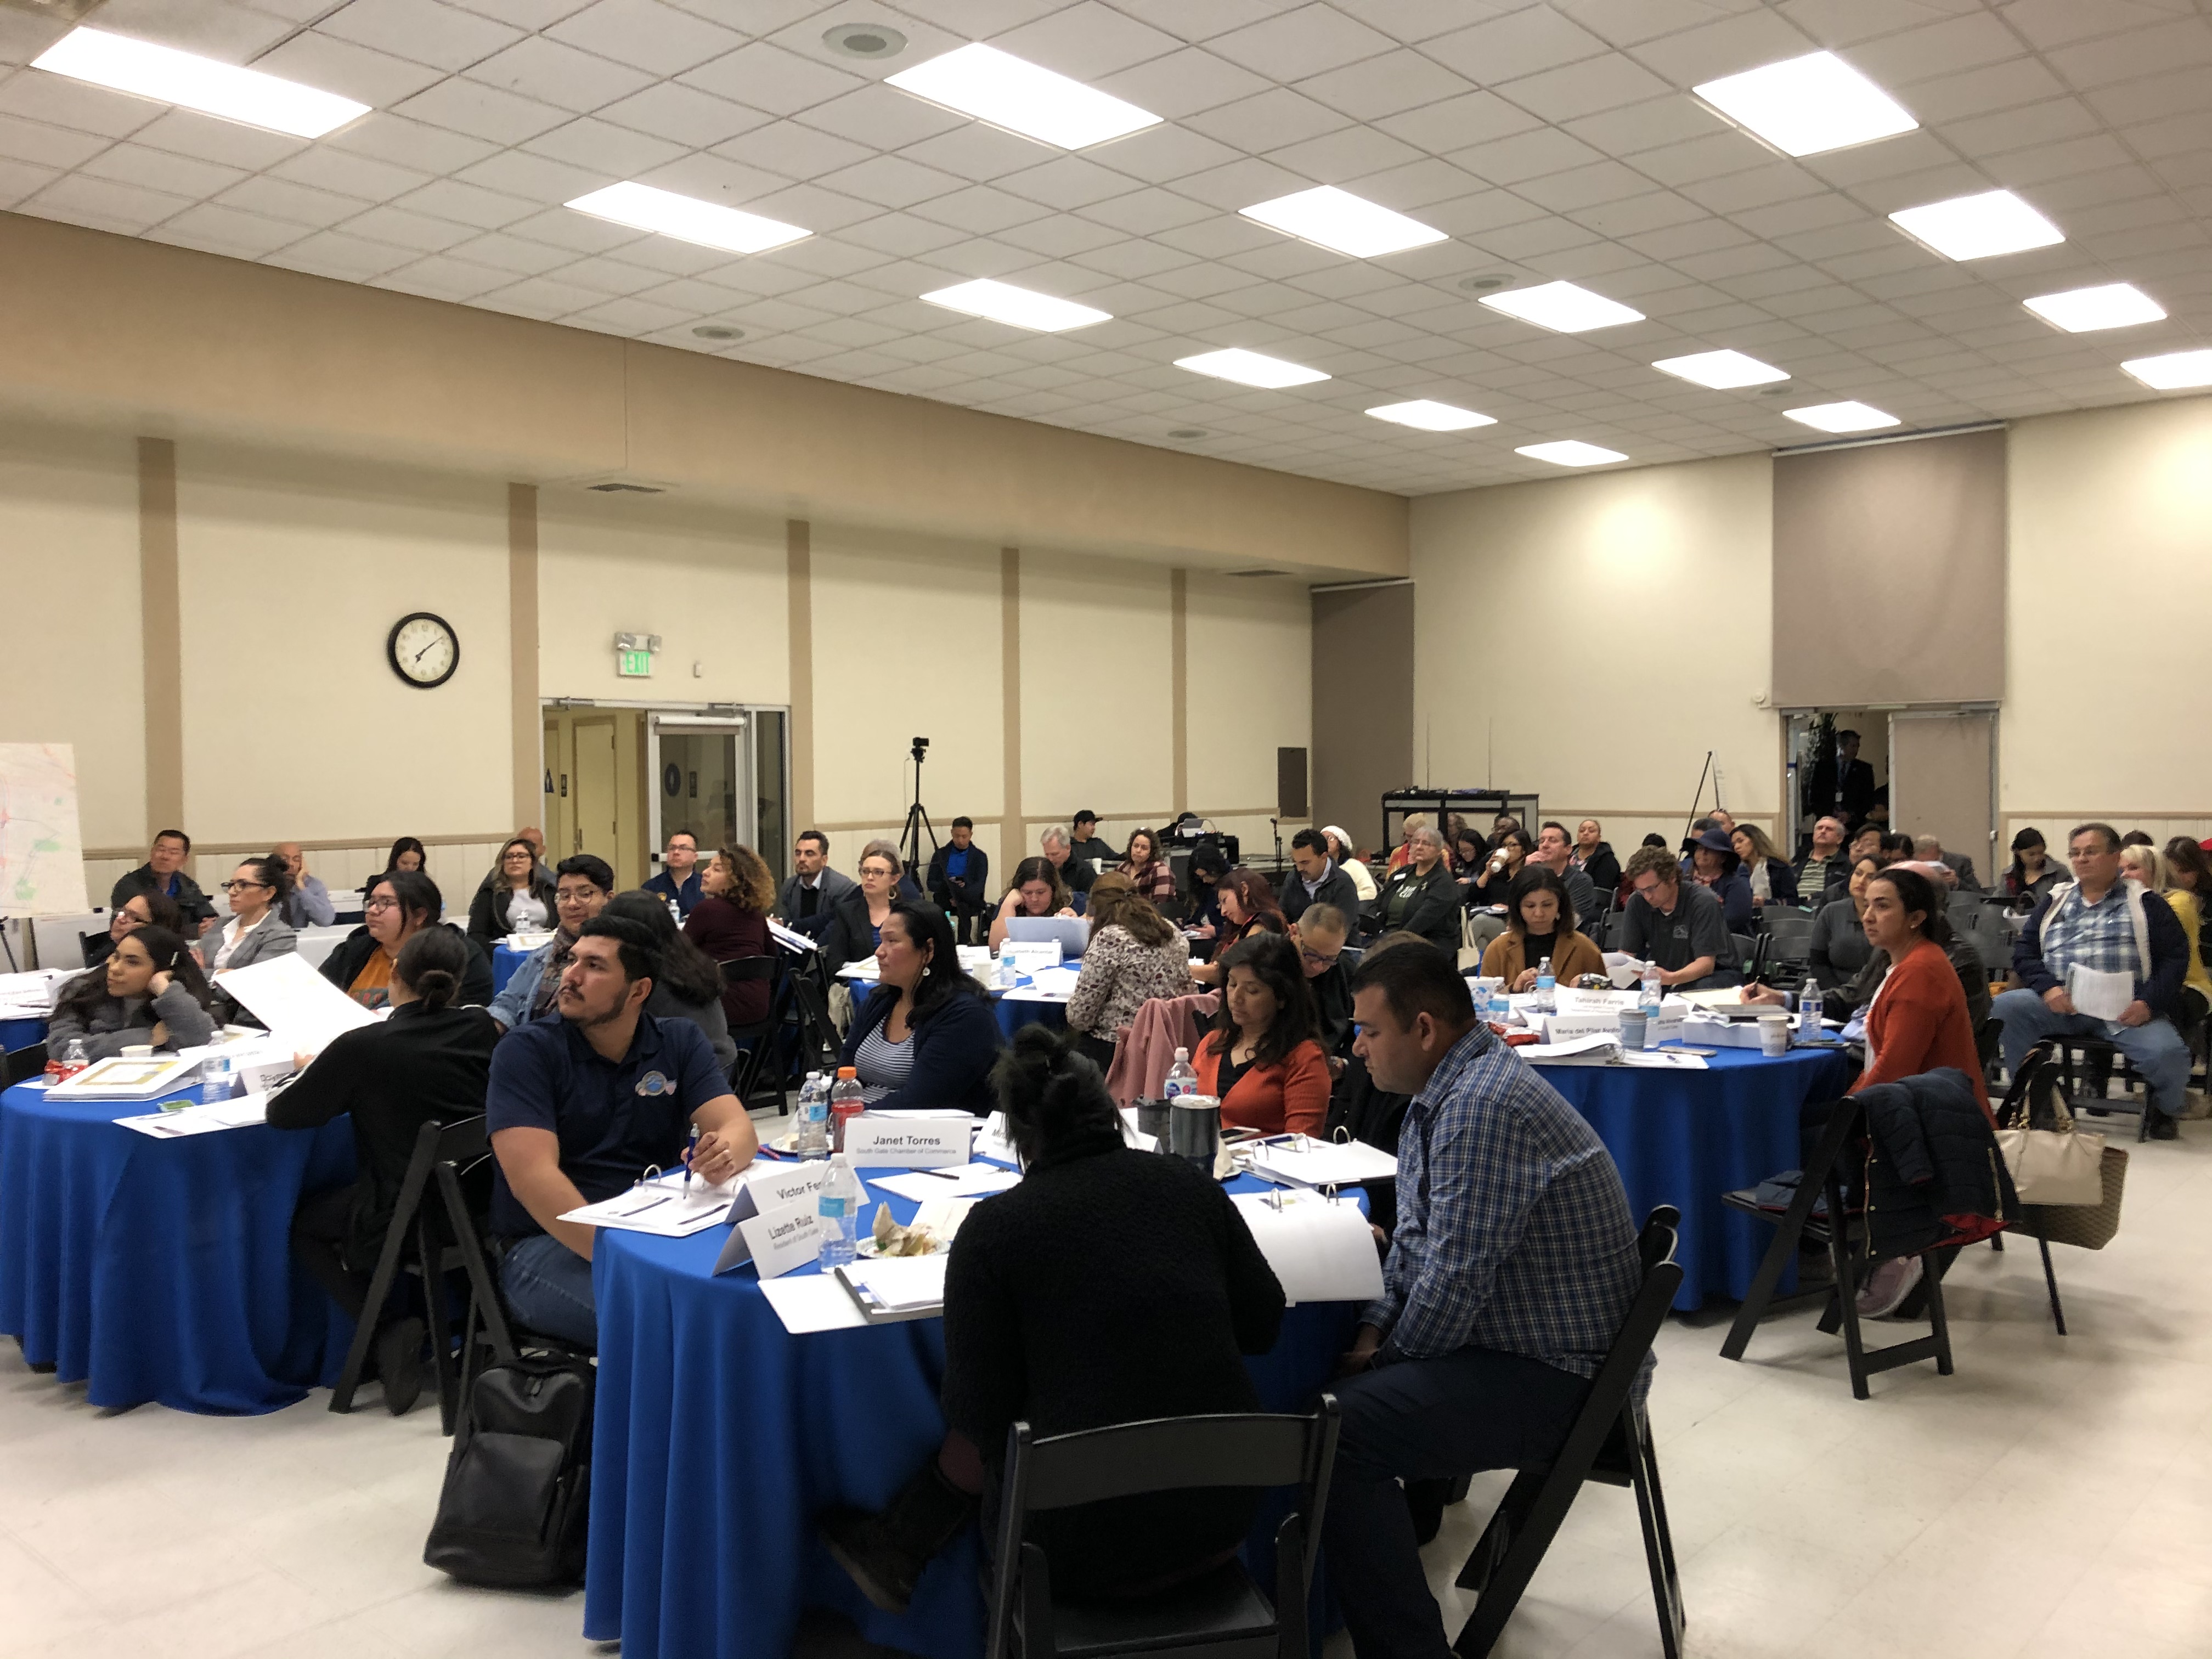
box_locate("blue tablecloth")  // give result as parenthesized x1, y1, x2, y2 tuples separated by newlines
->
(842, 973, 1065, 1042)
(492, 944, 528, 994)
(585, 1164, 1361, 1659)
(0, 1080, 356, 1413)
(0, 1017, 47, 1053)
(1536, 1044, 1859, 1311)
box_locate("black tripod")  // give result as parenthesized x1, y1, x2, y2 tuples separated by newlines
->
(898, 736, 938, 881)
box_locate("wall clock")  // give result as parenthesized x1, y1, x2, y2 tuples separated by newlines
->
(387, 612, 459, 689)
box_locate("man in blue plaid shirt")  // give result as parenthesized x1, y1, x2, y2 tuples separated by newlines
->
(1324, 943, 1646, 1659)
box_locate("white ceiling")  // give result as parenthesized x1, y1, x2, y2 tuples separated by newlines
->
(1, 0, 2209, 495)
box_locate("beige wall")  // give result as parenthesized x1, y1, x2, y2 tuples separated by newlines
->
(0, 425, 144, 851)
(1410, 453, 1779, 855)
(1187, 572, 1316, 856)
(2005, 396, 2212, 845)
(1018, 554, 1176, 827)
(175, 443, 514, 850)
(538, 492, 789, 706)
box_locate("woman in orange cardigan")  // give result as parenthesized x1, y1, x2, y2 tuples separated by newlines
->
(1851, 865, 1990, 1118)
(1194, 933, 1330, 1137)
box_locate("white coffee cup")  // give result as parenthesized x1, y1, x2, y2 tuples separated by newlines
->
(1757, 1015, 1791, 1057)
(120, 1044, 154, 1058)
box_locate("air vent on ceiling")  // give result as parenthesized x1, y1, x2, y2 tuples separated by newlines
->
(1226, 568, 1289, 578)
(823, 22, 906, 59)
(587, 481, 665, 494)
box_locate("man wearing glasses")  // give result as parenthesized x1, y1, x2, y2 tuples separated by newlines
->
(1619, 843, 1734, 991)
(489, 855, 613, 1032)
(1292, 902, 1356, 1067)
(110, 828, 217, 936)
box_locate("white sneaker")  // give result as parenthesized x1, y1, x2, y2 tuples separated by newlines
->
(1855, 1255, 1923, 1319)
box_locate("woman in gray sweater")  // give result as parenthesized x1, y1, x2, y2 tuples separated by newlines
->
(48, 925, 216, 1059)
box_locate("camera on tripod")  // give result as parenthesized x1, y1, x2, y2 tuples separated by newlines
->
(910, 735, 929, 764)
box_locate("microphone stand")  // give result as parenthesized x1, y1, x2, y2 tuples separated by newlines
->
(1682, 750, 1714, 845)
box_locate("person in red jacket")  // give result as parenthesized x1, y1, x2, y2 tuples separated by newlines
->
(1850, 864, 1990, 1118)
(1194, 932, 1330, 1137)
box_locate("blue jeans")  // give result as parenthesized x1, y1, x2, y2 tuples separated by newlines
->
(499, 1233, 597, 1348)
(1321, 1347, 1590, 1659)
(1992, 987, 2192, 1118)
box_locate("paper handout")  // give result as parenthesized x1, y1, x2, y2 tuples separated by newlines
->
(2066, 963, 2135, 1022)
(211, 952, 379, 1054)
(1231, 1191, 1384, 1305)
(1244, 1138, 1398, 1187)
(560, 1181, 732, 1237)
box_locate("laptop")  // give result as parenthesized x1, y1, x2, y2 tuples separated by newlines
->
(1006, 916, 1091, 960)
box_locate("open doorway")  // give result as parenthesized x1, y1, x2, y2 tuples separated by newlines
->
(1785, 708, 1996, 882)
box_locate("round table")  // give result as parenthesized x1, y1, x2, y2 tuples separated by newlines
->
(1534, 1044, 1859, 1310)
(584, 1164, 1363, 1659)
(492, 944, 529, 995)
(0, 1079, 356, 1413)
(1, 1017, 47, 1053)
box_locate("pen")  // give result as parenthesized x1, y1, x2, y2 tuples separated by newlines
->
(684, 1122, 699, 1188)
(614, 1194, 674, 1218)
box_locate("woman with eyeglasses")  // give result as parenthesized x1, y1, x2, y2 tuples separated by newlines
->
(467, 836, 558, 947)
(202, 855, 300, 974)
(82, 889, 185, 969)
(321, 868, 492, 1011)
(823, 839, 907, 975)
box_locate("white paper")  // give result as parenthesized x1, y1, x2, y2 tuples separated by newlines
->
(726, 1159, 827, 1223)
(727, 1197, 823, 1278)
(868, 1108, 976, 1120)
(974, 1113, 1017, 1165)
(1601, 952, 1647, 990)
(211, 952, 379, 1054)
(1538, 1009, 1622, 1043)
(844, 1115, 972, 1167)
(115, 1107, 232, 1137)
(1231, 1191, 1384, 1304)
(2067, 963, 2135, 1022)
(760, 1274, 869, 1334)
(767, 918, 819, 954)
(558, 1184, 731, 1237)
(840, 1254, 949, 1312)
(1521, 1033, 1621, 1064)
(49, 1054, 200, 1101)
(1245, 1139, 1398, 1187)
(0, 967, 75, 1018)
(867, 1165, 1022, 1203)
(1615, 1049, 1709, 1070)
(1001, 963, 1082, 1003)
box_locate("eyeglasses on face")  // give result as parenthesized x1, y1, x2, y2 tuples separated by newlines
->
(219, 879, 270, 894)
(365, 896, 400, 912)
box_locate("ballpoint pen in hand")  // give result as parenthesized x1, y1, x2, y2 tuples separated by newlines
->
(685, 1122, 699, 1188)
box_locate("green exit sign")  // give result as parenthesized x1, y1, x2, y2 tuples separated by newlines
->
(617, 648, 654, 677)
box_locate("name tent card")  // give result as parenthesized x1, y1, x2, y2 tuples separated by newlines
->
(728, 1159, 827, 1223)
(715, 1195, 823, 1278)
(843, 1115, 972, 1168)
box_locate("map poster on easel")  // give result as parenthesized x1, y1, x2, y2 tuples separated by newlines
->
(0, 743, 90, 917)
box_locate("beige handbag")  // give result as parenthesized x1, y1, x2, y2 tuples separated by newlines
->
(1994, 1091, 2107, 1206)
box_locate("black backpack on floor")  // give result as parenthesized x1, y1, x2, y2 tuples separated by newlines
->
(424, 1352, 594, 1588)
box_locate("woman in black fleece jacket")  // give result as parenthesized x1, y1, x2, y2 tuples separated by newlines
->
(820, 1025, 1286, 1613)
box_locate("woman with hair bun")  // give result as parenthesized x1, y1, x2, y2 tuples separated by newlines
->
(820, 1025, 1287, 1615)
(270, 924, 500, 1416)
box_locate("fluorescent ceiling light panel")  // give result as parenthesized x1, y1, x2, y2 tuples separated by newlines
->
(1239, 187, 1447, 259)
(1651, 349, 1788, 390)
(1888, 190, 2062, 261)
(1692, 51, 1916, 157)
(565, 182, 809, 255)
(1481, 281, 1644, 333)
(2121, 349, 2212, 391)
(885, 43, 1161, 150)
(32, 26, 367, 138)
(1366, 400, 1496, 432)
(2023, 283, 2165, 333)
(1516, 441, 1626, 467)
(1784, 401, 1900, 434)
(1175, 348, 1329, 390)
(921, 278, 1108, 332)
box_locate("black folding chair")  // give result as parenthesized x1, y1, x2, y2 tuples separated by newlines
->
(329, 1114, 494, 1431)
(719, 955, 786, 1113)
(1720, 1098, 1954, 1399)
(2052, 1034, 2153, 1143)
(4, 1042, 48, 1086)
(1454, 1206, 1685, 1659)
(985, 1400, 1340, 1659)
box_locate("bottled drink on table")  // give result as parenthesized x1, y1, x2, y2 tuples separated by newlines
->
(1799, 985, 1824, 1036)
(1534, 956, 1556, 1014)
(1163, 1046, 1198, 1102)
(828, 1066, 866, 1153)
(47, 1038, 89, 1081)
(199, 1052, 234, 1104)
(793, 1070, 829, 1158)
(997, 939, 1018, 988)
(817, 1155, 862, 1269)
(1640, 961, 1662, 1008)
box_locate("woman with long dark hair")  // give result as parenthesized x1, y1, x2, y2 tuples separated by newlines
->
(985, 855, 1076, 952)
(820, 1025, 1285, 1614)
(1480, 865, 1605, 990)
(1116, 827, 1176, 903)
(83, 889, 185, 969)
(2004, 828, 2061, 910)
(1190, 866, 1287, 985)
(838, 901, 1003, 1113)
(1066, 871, 1195, 1066)
(202, 854, 298, 974)
(1850, 865, 1987, 1112)
(1194, 932, 1329, 1136)
(383, 837, 427, 874)
(271, 924, 500, 1414)
(468, 836, 557, 946)
(49, 925, 215, 1058)
(322, 868, 493, 1011)
(685, 843, 776, 1028)
(605, 891, 737, 1074)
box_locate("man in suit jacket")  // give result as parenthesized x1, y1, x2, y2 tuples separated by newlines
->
(1808, 731, 1877, 827)
(775, 829, 857, 935)
(1283, 828, 1362, 925)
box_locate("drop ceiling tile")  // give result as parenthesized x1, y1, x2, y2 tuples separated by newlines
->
(93, 0, 298, 59)
(394, 78, 576, 144)
(447, 0, 593, 22)
(1415, 188, 1550, 237)
(372, 254, 520, 300)
(216, 173, 370, 228)
(793, 83, 967, 151)
(467, 37, 661, 114)
(0, 111, 106, 171)
(0, 70, 163, 139)
(1425, 8, 1612, 84)
(678, 42, 867, 119)
(550, 251, 678, 296)
(545, 0, 752, 76)
(1514, 157, 1650, 211)
(68, 139, 237, 205)
(596, 82, 770, 148)
(146, 201, 304, 257)
(1182, 86, 1356, 152)
(262, 228, 421, 280)
(324, 111, 499, 174)
(443, 228, 581, 275)
(814, 152, 967, 209)
(475, 273, 610, 315)
(1372, 88, 1545, 154)
(1572, 187, 1712, 238)
(1499, 52, 1673, 125)
(1267, 122, 1426, 184)
(1088, 46, 1270, 123)
(1082, 125, 1245, 189)
(255, 33, 449, 106)
(337, 201, 484, 253)
(1205, 4, 1397, 83)
(991, 2, 1188, 78)
(499, 202, 640, 253)
(703, 117, 872, 182)
(2083, 66, 2212, 128)
(1678, 160, 1826, 215)
(1291, 48, 1474, 123)
(1470, 213, 1607, 261)
(455, 147, 607, 204)
(994, 212, 1128, 256)
(268, 143, 436, 203)
(2044, 16, 2212, 92)
(320, 0, 527, 73)
(569, 292, 697, 333)
(907, 183, 1056, 234)
(837, 210, 974, 256)
(394, 176, 541, 229)
(1447, 125, 1607, 187)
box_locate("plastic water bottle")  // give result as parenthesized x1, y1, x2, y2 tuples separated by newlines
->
(1640, 961, 1663, 1008)
(1163, 1046, 1198, 1102)
(793, 1070, 830, 1158)
(1799, 985, 1824, 1036)
(666, 896, 684, 928)
(1489, 986, 1511, 1024)
(997, 938, 1019, 988)
(199, 1052, 233, 1103)
(48, 1039, 89, 1081)
(1534, 956, 1556, 1014)
(817, 1155, 862, 1268)
(828, 1066, 866, 1153)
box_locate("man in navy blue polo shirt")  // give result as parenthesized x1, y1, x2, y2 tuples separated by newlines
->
(487, 913, 758, 1346)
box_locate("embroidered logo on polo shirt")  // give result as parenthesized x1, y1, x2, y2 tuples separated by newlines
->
(635, 1071, 674, 1096)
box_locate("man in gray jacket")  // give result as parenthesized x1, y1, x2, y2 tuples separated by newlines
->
(775, 830, 856, 934)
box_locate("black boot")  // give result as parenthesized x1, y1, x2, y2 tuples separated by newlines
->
(820, 1458, 979, 1615)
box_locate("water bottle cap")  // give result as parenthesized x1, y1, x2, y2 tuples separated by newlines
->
(837, 1066, 857, 1079)
(1173, 1046, 1188, 1059)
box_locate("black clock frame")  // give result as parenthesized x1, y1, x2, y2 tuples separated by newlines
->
(386, 611, 460, 690)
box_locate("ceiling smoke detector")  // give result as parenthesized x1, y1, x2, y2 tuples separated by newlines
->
(692, 324, 744, 341)
(1458, 274, 1512, 292)
(823, 23, 906, 60)
(1167, 427, 1208, 440)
